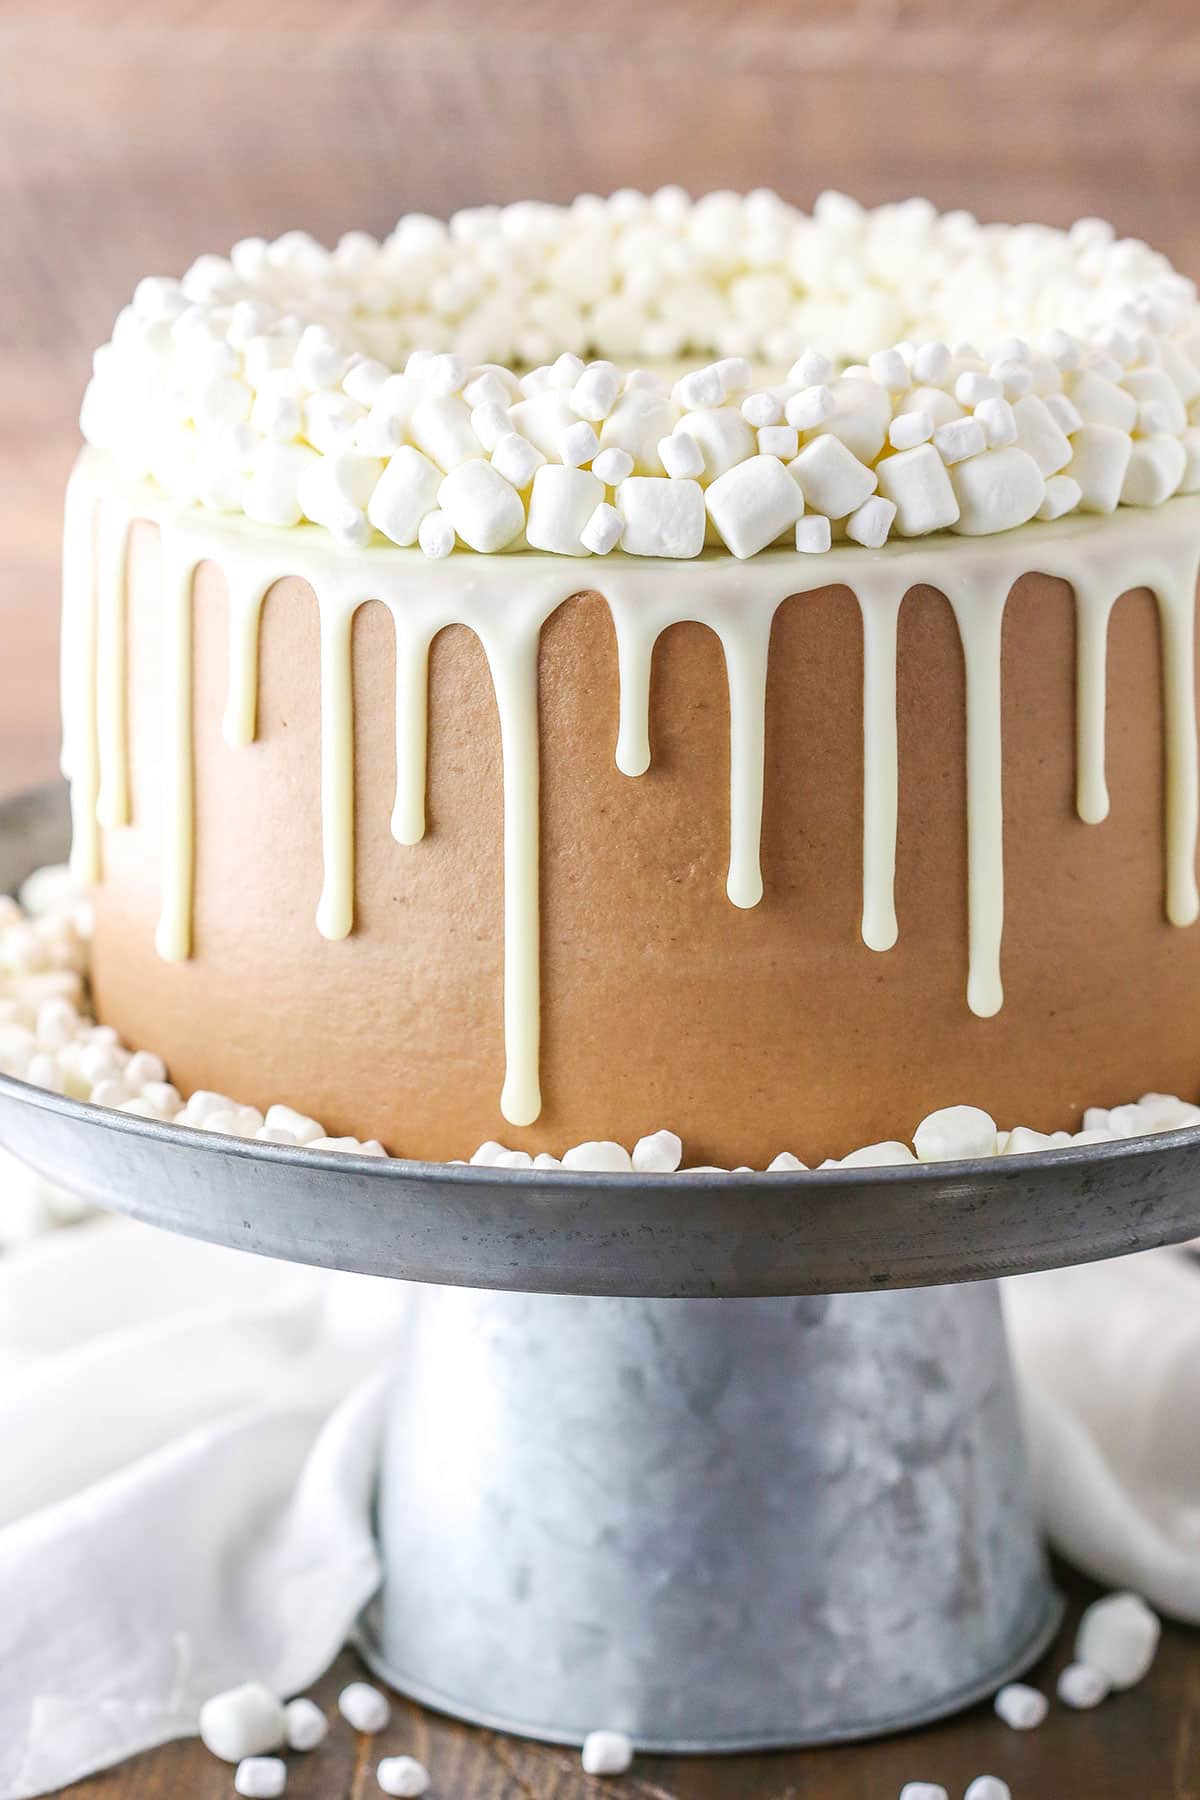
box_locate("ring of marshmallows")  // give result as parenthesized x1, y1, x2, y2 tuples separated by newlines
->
(81, 191, 1200, 561)
(4, 863, 1200, 1173)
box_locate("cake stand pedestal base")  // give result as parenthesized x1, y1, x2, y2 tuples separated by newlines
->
(358, 1278, 1060, 1751)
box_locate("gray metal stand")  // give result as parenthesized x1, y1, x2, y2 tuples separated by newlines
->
(358, 1281, 1058, 1749)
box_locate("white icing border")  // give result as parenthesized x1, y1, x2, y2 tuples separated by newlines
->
(80, 192, 1200, 560)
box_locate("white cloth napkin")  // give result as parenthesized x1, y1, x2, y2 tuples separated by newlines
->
(1, 1157, 1199, 1798)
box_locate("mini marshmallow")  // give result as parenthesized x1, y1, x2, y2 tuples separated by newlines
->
(581, 1730, 634, 1776)
(592, 446, 634, 486)
(785, 384, 835, 432)
(949, 444, 1046, 535)
(912, 341, 952, 383)
(1037, 475, 1082, 521)
(742, 391, 784, 428)
(561, 1140, 634, 1172)
(898, 1785, 947, 1800)
(243, 443, 320, 528)
(598, 389, 679, 475)
(658, 431, 706, 480)
(409, 395, 480, 471)
(834, 1140, 916, 1168)
(845, 494, 896, 548)
(571, 365, 621, 422)
(417, 509, 455, 559)
(757, 425, 799, 459)
(264, 1103, 326, 1143)
(377, 1756, 431, 1797)
(1075, 1591, 1160, 1689)
(974, 396, 1017, 448)
(199, 1683, 285, 1762)
(423, 351, 469, 397)
(789, 434, 877, 519)
(795, 514, 832, 553)
(888, 411, 934, 450)
(616, 476, 706, 557)
(558, 418, 601, 467)
(1123, 366, 1187, 434)
(868, 347, 910, 390)
(579, 503, 623, 555)
(875, 444, 960, 536)
(338, 1682, 391, 1733)
(676, 365, 724, 410)
(469, 400, 512, 454)
(437, 459, 525, 552)
(1044, 391, 1083, 434)
(1120, 434, 1186, 506)
(913, 1105, 998, 1162)
(964, 1780, 1011, 1800)
(235, 1758, 287, 1798)
(526, 465, 605, 555)
(897, 385, 964, 429)
(1067, 424, 1134, 513)
(490, 431, 545, 490)
(1069, 370, 1138, 431)
(680, 406, 757, 480)
(283, 1697, 328, 1750)
(632, 1129, 683, 1173)
(788, 349, 834, 387)
(705, 455, 804, 558)
(993, 1682, 1048, 1730)
(933, 416, 987, 464)
(1057, 1662, 1110, 1709)
(367, 446, 442, 547)
(767, 1150, 808, 1171)
(955, 371, 1002, 407)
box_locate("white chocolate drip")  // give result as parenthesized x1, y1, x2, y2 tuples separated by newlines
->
(63, 452, 1200, 1127)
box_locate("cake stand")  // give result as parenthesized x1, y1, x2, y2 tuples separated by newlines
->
(4, 785, 1200, 1752)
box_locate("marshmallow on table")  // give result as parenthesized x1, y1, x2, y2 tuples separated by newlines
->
(283, 1697, 328, 1750)
(580, 1729, 634, 1776)
(377, 1756, 431, 1796)
(964, 1780, 1011, 1800)
(1057, 1661, 1110, 1709)
(704, 455, 804, 557)
(898, 1785, 947, 1800)
(235, 1758, 287, 1798)
(874, 444, 960, 536)
(339, 1681, 391, 1733)
(198, 1682, 285, 1762)
(993, 1682, 1048, 1729)
(616, 476, 706, 557)
(526, 464, 605, 554)
(788, 434, 877, 519)
(1075, 1591, 1160, 1688)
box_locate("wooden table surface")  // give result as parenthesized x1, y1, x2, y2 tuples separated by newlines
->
(5, 4, 1200, 1794)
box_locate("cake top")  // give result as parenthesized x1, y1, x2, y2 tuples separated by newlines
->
(80, 190, 1200, 559)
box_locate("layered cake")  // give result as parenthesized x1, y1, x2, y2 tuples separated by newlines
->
(60, 191, 1200, 1166)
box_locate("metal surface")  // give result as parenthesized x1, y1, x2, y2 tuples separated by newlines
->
(3, 780, 1200, 1298)
(359, 1280, 1060, 1750)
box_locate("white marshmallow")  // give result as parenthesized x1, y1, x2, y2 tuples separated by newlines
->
(632, 1129, 683, 1173)
(490, 432, 545, 490)
(742, 391, 784, 428)
(1010, 393, 1073, 476)
(243, 443, 320, 528)
(1057, 1662, 1110, 1709)
(526, 465, 605, 555)
(933, 416, 987, 464)
(680, 406, 757, 481)
(789, 434, 877, 519)
(579, 502, 623, 555)
(949, 446, 1045, 535)
(658, 431, 706, 480)
(418, 509, 455, 558)
(1037, 475, 1082, 521)
(598, 389, 679, 475)
(469, 400, 512, 454)
(676, 365, 724, 409)
(1123, 366, 1187, 433)
(409, 394, 480, 471)
(1120, 434, 1186, 506)
(704, 455, 804, 558)
(297, 450, 381, 543)
(377, 1756, 431, 1796)
(845, 495, 896, 548)
(819, 377, 892, 462)
(794, 514, 832, 553)
(283, 1697, 328, 1750)
(964, 1780, 1011, 1800)
(580, 1729, 634, 1776)
(616, 476, 706, 558)
(1069, 370, 1138, 431)
(767, 1150, 808, 1171)
(338, 1681, 391, 1733)
(1075, 1592, 1160, 1689)
(1066, 423, 1134, 513)
(561, 1140, 634, 1172)
(558, 418, 601, 467)
(423, 351, 469, 396)
(437, 459, 525, 552)
(787, 348, 833, 387)
(955, 370, 1002, 407)
(898, 1785, 947, 1800)
(835, 1140, 916, 1168)
(199, 1683, 285, 1762)
(897, 385, 964, 428)
(1043, 391, 1082, 434)
(868, 347, 909, 390)
(235, 1758, 287, 1798)
(992, 1682, 1048, 1730)
(570, 364, 620, 422)
(785, 384, 836, 432)
(913, 1105, 998, 1162)
(367, 447, 442, 546)
(912, 341, 952, 383)
(592, 446, 634, 486)
(875, 444, 959, 536)
(757, 425, 799, 460)
(463, 370, 513, 411)
(888, 411, 933, 450)
(974, 396, 1017, 448)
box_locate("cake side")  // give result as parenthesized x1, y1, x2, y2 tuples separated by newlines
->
(74, 455, 1200, 1166)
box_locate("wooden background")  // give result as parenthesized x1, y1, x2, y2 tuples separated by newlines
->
(5, 3, 1200, 1793)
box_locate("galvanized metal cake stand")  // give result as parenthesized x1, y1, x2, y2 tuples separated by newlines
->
(4, 784, 1200, 1752)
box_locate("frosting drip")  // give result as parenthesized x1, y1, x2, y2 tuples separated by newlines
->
(64, 451, 1200, 1126)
